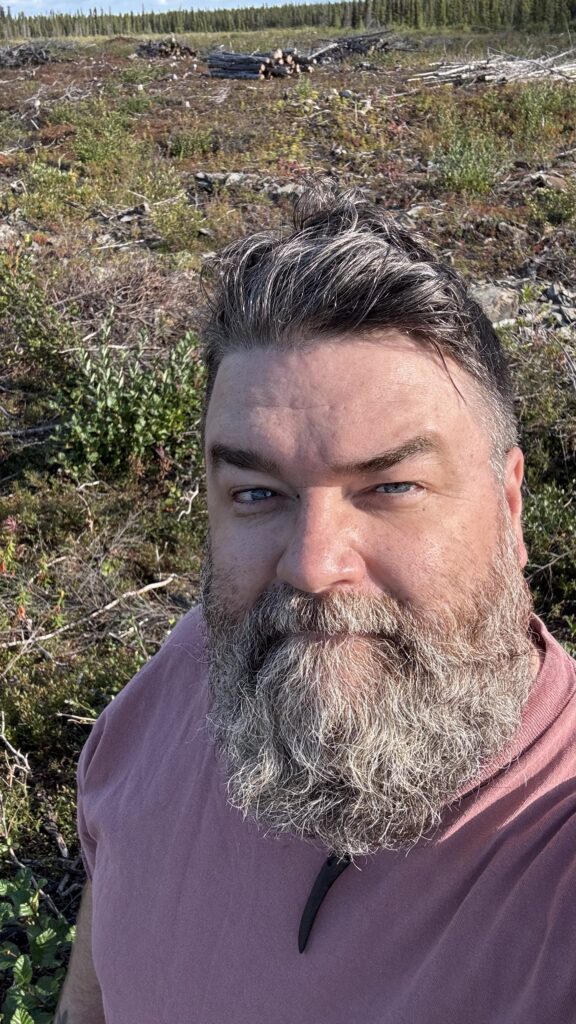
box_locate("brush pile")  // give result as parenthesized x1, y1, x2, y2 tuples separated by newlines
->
(410, 48, 576, 85)
(308, 30, 412, 63)
(0, 42, 56, 68)
(208, 48, 315, 79)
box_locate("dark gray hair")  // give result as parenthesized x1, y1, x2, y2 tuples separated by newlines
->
(200, 182, 517, 464)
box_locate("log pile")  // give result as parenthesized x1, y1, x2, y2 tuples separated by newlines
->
(208, 48, 314, 80)
(308, 30, 413, 63)
(409, 48, 576, 85)
(0, 42, 56, 68)
(136, 36, 196, 60)
(206, 31, 416, 80)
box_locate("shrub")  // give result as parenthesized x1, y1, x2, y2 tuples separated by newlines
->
(503, 326, 576, 648)
(149, 196, 207, 253)
(60, 330, 205, 479)
(167, 128, 218, 159)
(522, 482, 576, 653)
(527, 182, 576, 226)
(0, 250, 77, 471)
(508, 80, 576, 158)
(0, 859, 74, 1022)
(73, 103, 136, 170)
(435, 126, 506, 196)
(17, 162, 97, 228)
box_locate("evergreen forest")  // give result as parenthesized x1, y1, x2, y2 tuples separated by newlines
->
(0, 0, 575, 41)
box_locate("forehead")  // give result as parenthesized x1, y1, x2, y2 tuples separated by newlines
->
(205, 334, 490, 467)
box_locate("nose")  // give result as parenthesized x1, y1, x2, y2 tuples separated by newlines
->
(274, 489, 367, 595)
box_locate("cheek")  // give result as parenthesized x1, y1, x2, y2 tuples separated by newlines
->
(366, 507, 501, 609)
(208, 519, 279, 607)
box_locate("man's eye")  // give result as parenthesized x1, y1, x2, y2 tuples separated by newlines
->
(374, 482, 417, 494)
(232, 488, 275, 504)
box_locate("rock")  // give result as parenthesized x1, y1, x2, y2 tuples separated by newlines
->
(0, 223, 19, 249)
(529, 172, 568, 191)
(117, 202, 150, 221)
(269, 182, 303, 196)
(559, 305, 576, 324)
(406, 204, 435, 220)
(542, 282, 576, 305)
(496, 221, 527, 245)
(469, 283, 520, 324)
(225, 172, 247, 186)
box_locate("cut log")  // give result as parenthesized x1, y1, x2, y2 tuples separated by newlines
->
(209, 70, 264, 79)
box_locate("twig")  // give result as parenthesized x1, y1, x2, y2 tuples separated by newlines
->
(0, 710, 31, 775)
(0, 575, 177, 650)
(177, 481, 200, 520)
(0, 423, 56, 438)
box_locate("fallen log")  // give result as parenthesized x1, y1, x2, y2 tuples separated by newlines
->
(408, 49, 576, 84)
(208, 52, 264, 62)
(209, 70, 264, 80)
(209, 59, 266, 70)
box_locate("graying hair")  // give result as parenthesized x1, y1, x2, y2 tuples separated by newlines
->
(201, 182, 518, 467)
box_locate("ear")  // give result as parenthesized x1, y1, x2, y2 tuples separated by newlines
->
(504, 447, 527, 568)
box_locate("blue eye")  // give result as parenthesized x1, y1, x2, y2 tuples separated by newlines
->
(375, 482, 415, 494)
(233, 488, 275, 504)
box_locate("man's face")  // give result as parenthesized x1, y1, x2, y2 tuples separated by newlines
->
(201, 334, 535, 857)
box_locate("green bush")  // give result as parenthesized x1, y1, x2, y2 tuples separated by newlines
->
(527, 183, 576, 226)
(72, 102, 141, 173)
(435, 127, 506, 196)
(0, 860, 74, 1022)
(0, 251, 77, 469)
(508, 80, 576, 158)
(167, 128, 218, 159)
(0, 253, 75, 365)
(60, 330, 205, 479)
(523, 482, 576, 653)
(18, 163, 97, 228)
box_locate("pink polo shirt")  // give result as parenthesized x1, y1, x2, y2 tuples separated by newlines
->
(78, 609, 576, 1023)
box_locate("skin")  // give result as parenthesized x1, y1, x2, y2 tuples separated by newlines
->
(54, 880, 105, 1024)
(205, 333, 529, 628)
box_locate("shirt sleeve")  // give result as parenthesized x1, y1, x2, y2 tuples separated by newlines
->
(76, 710, 108, 881)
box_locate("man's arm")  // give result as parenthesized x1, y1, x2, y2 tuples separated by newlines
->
(54, 879, 105, 1024)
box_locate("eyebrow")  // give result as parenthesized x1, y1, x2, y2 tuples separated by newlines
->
(209, 435, 441, 478)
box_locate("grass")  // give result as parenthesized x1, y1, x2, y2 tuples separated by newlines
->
(0, 24, 575, 1018)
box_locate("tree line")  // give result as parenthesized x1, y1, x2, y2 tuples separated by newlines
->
(0, 0, 574, 42)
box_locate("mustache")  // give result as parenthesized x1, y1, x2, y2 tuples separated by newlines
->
(203, 582, 449, 680)
(207, 582, 423, 644)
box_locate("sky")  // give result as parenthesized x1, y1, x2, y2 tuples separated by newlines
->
(7, 0, 311, 19)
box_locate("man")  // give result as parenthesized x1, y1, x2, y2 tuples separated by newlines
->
(56, 184, 575, 1023)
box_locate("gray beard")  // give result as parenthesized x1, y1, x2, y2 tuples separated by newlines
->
(201, 525, 535, 859)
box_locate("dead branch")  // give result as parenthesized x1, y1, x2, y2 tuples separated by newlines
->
(0, 575, 177, 650)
